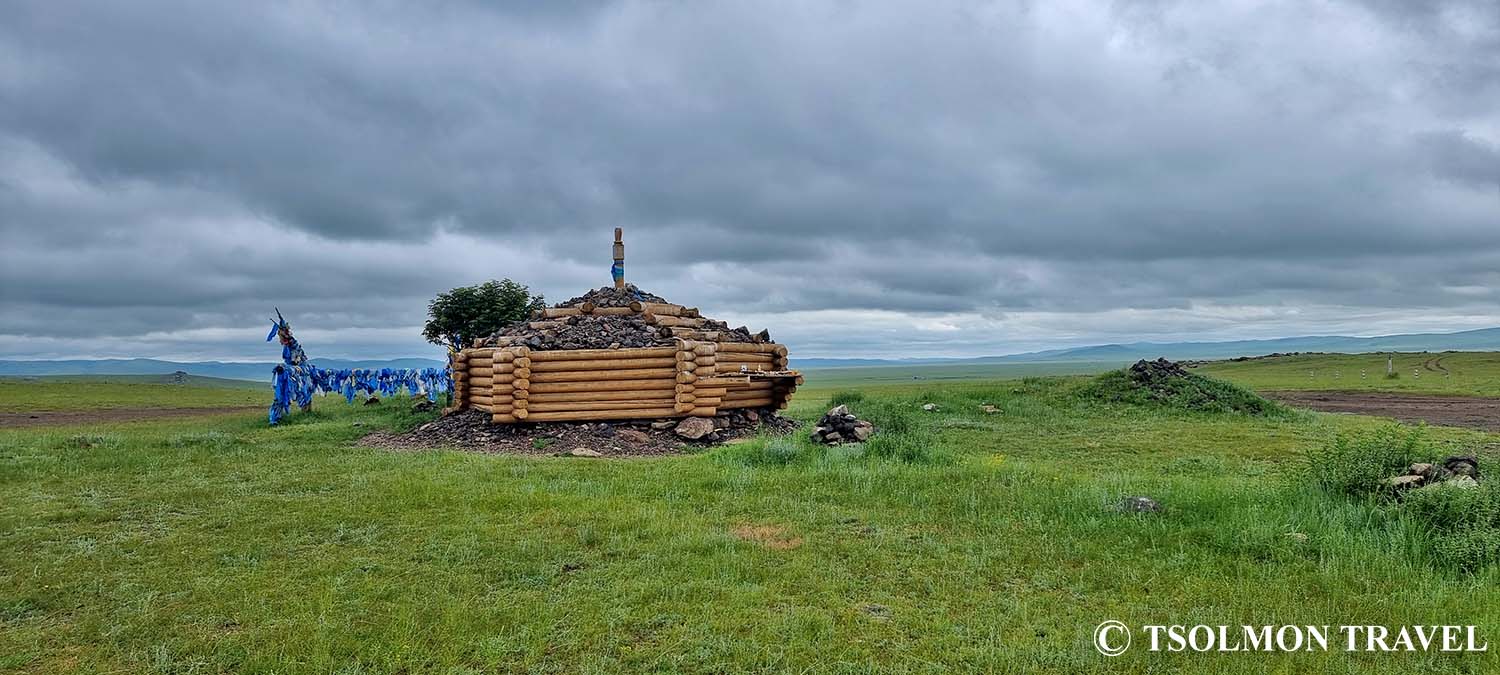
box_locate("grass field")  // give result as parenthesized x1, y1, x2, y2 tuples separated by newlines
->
(1199, 351, 1500, 397)
(2, 365, 1498, 673)
(0, 375, 263, 413)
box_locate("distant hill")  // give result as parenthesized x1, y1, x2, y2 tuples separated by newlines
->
(0, 357, 446, 382)
(0, 373, 266, 389)
(790, 326, 1500, 369)
(8, 326, 1500, 377)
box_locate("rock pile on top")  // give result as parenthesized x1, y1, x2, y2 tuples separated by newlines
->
(491, 313, 671, 350)
(1128, 357, 1191, 388)
(556, 284, 667, 308)
(810, 404, 874, 444)
(483, 284, 763, 351)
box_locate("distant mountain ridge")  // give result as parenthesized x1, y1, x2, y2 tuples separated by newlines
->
(789, 326, 1500, 369)
(0, 357, 446, 382)
(6, 327, 1500, 377)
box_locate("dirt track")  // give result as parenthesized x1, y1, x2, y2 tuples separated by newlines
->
(1265, 391, 1500, 432)
(0, 406, 263, 428)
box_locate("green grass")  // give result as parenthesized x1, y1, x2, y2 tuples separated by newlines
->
(1199, 351, 1500, 397)
(0, 375, 265, 412)
(2, 375, 1498, 673)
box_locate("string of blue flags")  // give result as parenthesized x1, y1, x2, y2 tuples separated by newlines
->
(266, 309, 451, 425)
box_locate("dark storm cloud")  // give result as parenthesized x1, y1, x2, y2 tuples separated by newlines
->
(1, 0, 1497, 359)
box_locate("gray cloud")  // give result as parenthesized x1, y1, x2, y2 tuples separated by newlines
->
(1, 0, 1497, 360)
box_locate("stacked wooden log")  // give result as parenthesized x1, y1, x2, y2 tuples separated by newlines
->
(674, 341, 724, 416)
(713, 342, 798, 410)
(453, 290, 799, 424)
(449, 342, 798, 422)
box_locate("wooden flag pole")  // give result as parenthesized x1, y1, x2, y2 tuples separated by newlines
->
(613, 228, 625, 289)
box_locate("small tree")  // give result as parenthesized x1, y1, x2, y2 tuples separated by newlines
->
(423, 279, 545, 350)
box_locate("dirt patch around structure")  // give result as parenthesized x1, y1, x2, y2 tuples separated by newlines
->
(0, 406, 263, 428)
(1264, 391, 1500, 432)
(362, 408, 798, 457)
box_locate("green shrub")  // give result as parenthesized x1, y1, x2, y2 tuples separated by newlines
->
(1307, 425, 1499, 571)
(828, 390, 865, 407)
(873, 408, 914, 435)
(1403, 481, 1500, 570)
(1428, 528, 1500, 571)
(1403, 479, 1498, 530)
(1306, 425, 1428, 496)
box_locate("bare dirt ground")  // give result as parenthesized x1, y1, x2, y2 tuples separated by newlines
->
(1265, 391, 1500, 432)
(0, 406, 263, 428)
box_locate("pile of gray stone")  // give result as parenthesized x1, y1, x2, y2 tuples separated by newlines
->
(556, 283, 668, 308)
(1128, 357, 1191, 391)
(1386, 455, 1482, 493)
(486, 283, 759, 350)
(491, 312, 672, 351)
(809, 404, 874, 444)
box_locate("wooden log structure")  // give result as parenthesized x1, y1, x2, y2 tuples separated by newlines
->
(530, 347, 677, 362)
(530, 379, 677, 393)
(452, 331, 795, 424)
(530, 357, 676, 372)
(525, 408, 679, 423)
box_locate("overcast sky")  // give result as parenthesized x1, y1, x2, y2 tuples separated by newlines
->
(1, 1, 1497, 361)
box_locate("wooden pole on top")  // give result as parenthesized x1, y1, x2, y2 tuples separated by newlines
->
(613, 228, 625, 289)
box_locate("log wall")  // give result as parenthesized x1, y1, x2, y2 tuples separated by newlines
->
(452, 339, 797, 423)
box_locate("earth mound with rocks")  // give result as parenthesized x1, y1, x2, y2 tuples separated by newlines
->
(809, 404, 874, 444)
(484, 283, 761, 350)
(1084, 358, 1283, 416)
(364, 407, 797, 457)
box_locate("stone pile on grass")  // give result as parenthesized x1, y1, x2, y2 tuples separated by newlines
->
(1386, 455, 1482, 494)
(809, 404, 874, 444)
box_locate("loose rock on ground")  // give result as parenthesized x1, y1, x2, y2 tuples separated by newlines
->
(1117, 496, 1162, 513)
(1385, 455, 1484, 494)
(362, 408, 797, 457)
